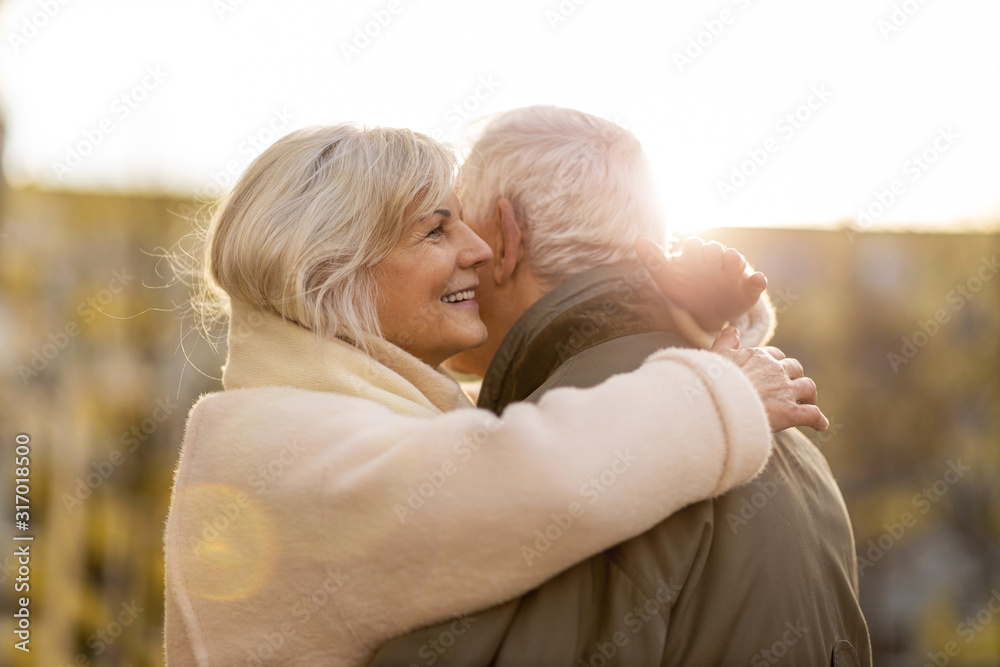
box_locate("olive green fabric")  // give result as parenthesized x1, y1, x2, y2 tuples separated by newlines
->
(476, 262, 682, 411)
(372, 263, 871, 666)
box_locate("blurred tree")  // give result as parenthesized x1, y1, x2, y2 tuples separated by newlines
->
(0, 188, 996, 666)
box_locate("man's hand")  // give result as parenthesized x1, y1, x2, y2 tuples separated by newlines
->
(636, 236, 768, 331)
(710, 327, 830, 433)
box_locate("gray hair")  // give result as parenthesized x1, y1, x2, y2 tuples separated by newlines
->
(459, 106, 664, 286)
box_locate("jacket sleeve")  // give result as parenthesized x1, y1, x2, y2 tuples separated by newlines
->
(184, 345, 771, 648)
(338, 346, 766, 639)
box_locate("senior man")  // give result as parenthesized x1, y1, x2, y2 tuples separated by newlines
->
(373, 106, 870, 666)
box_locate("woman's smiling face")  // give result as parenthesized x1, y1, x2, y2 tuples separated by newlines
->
(372, 192, 493, 366)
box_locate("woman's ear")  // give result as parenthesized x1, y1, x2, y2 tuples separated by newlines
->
(494, 198, 524, 286)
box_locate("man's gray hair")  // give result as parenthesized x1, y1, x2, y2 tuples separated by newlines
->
(459, 105, 664, 286)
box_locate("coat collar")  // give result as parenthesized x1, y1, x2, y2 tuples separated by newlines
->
(479, 261, 689, 413)
(221, 300, 472, 417)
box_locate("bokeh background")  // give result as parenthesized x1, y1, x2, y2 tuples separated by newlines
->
(1, 1, 998, 665)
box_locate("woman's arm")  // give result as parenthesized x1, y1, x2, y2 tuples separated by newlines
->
(179, 345, 770, 646)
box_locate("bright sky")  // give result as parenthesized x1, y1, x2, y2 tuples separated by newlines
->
(2, 0, 999, 232)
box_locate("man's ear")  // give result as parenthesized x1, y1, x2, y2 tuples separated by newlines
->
(494, 198, 524, 286)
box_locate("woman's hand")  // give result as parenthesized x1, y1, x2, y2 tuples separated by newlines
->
(710, 327, 830, 433)
(635, 236, 767, 331)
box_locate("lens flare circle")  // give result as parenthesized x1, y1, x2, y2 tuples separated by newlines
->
(175, 483, 276, 601)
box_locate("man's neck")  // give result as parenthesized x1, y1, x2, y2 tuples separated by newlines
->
(450, 278, 548, 377)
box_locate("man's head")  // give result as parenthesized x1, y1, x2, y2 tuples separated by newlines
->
(450, 105, 664, 376)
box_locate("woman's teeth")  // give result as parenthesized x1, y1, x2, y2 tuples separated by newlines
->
(442, 290, 475, 303)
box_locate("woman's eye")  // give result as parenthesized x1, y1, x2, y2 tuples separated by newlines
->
(427, 225, 444, 239)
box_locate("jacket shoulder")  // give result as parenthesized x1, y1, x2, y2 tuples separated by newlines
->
(187, 384, 395, 423)
(527, 330, 688, 401)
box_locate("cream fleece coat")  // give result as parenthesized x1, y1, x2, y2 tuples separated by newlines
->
(163, 301, 772, 666)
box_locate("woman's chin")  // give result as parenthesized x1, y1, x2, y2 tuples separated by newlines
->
(437, 328, 488, 365)
(451, 330, 489, 356)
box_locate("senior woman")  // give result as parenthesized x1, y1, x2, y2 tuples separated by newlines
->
(164, 124, 785, 666)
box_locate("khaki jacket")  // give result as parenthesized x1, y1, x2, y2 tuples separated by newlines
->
(374, 263, 871, 666)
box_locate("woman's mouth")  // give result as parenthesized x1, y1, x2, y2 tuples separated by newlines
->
(441, 289, 476, 304)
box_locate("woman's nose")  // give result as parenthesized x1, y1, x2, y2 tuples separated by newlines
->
(458, 224, 493, 270)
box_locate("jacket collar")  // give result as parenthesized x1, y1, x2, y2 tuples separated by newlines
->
(479, 261, 687, 413)
(222, 300, 472, 417)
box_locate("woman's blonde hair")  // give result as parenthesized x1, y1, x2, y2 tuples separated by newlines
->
(191, 124, 458, 351)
